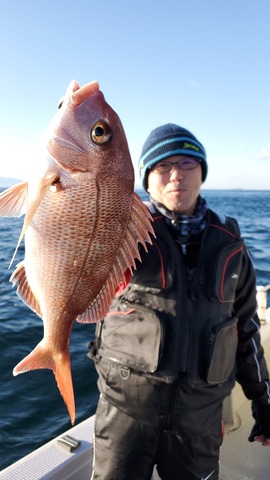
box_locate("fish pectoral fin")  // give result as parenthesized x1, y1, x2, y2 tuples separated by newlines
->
(76, 193, 155, 324)
(10, 261, 42, 317)
(0, 181, 28, 217)
(9, 174, 59, 268)
(13, 341, 75, 425)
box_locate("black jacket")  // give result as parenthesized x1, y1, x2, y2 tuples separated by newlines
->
(91, 207, 270, 435)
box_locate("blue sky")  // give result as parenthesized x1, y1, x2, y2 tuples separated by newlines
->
(1, 0, 270, 190)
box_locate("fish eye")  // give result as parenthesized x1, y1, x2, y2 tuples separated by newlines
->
(91, 121, 112, 145)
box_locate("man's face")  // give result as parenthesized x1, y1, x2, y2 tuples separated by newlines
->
(147, 155, 203, 215)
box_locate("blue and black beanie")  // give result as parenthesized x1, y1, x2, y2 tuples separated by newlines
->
(139, 123, 208, 191)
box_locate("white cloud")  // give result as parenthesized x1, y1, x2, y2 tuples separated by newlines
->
(256, 145, 270, 160)
(189, 80, 199, 88)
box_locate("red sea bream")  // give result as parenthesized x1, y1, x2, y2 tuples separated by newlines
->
(0, 80, 154, 424)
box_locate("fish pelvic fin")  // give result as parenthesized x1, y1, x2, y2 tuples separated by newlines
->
(10, 261, 42, 317)
(13, 341, 76, 425)
(9, 174, 59, 268)
(0, 181, 28, 217)
(76, 192, 155, 324)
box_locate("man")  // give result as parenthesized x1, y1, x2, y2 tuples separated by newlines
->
(89, 124, 270, 480)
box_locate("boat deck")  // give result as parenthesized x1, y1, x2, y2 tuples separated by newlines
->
(220, 396, 270, 480)
(219, 319, 270, 480)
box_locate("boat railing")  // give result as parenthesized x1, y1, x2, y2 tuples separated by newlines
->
(257, 284, 270, 323)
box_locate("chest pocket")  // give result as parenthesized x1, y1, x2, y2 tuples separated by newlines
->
(98, 303, 166, 373)
(203, 316, 239, 384)
(207, 241, 244, 303)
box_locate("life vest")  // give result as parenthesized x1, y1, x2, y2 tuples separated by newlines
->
(92, 207, 246, 388)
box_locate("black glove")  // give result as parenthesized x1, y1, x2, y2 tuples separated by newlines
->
(248, 402, 270, 442)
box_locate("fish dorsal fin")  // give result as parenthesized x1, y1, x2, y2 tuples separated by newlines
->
(0, 181, 28, 217)
(10, 261, 42, 317)
(76, 192, 154, 324)
(9, 174, 59, 268)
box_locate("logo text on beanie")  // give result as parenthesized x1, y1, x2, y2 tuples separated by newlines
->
(183, 142, 199, 152)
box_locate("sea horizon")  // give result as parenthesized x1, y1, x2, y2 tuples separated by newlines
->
(0, 177, 269, 192)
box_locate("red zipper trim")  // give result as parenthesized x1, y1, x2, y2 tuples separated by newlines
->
(152, 241, 166, 288)
(153, 214, 164, 221)
(209, 224, 238, 238)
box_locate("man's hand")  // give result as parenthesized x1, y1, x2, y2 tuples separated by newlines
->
(248, 402, 270, 445)
(254, 436, 270, 446)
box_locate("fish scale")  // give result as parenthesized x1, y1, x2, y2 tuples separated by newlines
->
(0, 79, 154, 424)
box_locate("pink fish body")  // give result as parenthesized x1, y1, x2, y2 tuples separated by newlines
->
(0, 80, 154, 423)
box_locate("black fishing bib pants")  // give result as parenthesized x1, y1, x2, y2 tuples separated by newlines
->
(91, 374, 222, 480)
(90, 208, 258, 480)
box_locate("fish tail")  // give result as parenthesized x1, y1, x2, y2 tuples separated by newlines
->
(54, 352, 76, 425)
(13, 342, 75, 425)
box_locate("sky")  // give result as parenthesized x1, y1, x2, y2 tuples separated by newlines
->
(0, 0, 270, 190)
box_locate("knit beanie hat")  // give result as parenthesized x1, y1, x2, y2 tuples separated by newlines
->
(139, 123, 207, 191)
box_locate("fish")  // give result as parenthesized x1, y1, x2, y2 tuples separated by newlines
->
(0, 79, 154, 424)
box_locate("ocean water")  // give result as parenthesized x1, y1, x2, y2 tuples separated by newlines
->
(0, 188, 270, 471)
